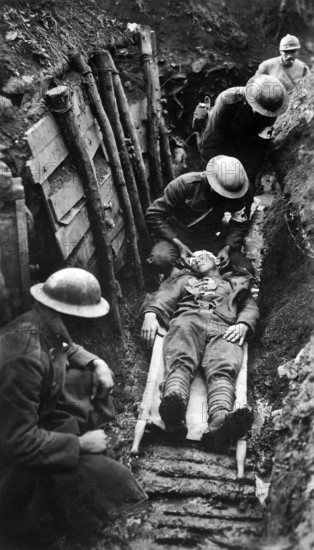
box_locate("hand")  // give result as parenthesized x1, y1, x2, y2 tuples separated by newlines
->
(78, 430, 107, 453)
(217, 245, 231, 269)
(91, 359, 114, 400)
(172, 238, 193, 267)
(141, 312, 161, 346)
(223, 323, 248, 346)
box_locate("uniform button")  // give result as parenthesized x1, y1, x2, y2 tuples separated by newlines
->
(52, 382, 57, 388)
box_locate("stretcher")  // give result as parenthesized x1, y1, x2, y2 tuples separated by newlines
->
(131, 333, 249, 478)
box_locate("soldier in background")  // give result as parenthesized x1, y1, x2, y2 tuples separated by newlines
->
(255, 34, 309, 93)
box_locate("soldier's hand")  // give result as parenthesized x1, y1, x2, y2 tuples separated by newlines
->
(217, 245, 231, 269)
(141, 312, 160, 346)
(91, 359, 115, 400)
(223, 323, 248, 346)
(173, 238, 193, 267)
(78, 430, 107, 453)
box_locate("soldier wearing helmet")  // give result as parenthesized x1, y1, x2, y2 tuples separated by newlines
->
(256, 34, 309, 93)
(145, 155, 254, 275)
(140, 250, 259, 449)
(192, 75, 288, 193)
(0, 268, 146, 545)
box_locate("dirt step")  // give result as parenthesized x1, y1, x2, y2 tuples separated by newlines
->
(155, 500, 263, 521)
(136, 457, 255, 484)
(140, 444, 254, 470)
(153, 527, 258, 548)
(154, 515, 261, 536)
(138, 471, 256, 501)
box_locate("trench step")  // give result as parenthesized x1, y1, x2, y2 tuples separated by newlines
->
(135, 457, 255, 483)
(154, 500, 263, 521)
(139, 444, 254, 470)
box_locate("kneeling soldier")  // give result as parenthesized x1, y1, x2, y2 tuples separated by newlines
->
(0, 268, 146, 545)
(140, 251, 259, 450)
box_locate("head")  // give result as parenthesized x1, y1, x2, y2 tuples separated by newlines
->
(206, 155, 249, 200)
(245, 75, 288, 117)
(279, 34, 300, 67)
(187, 250, 220, 277)
(30, 268, 110, 319)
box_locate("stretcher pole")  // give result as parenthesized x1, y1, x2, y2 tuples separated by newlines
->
(131, 333, 165, 455)
(234, 342, 248, 479)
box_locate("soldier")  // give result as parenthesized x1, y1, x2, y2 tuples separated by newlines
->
(192, 75, 288, 192)
(141, 250, 259, 449)
(146, 155, 253, 276)
(0, 268, 146, 545)
(255, 34, 309, 93)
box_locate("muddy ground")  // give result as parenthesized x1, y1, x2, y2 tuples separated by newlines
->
(1, 0, 314, 549)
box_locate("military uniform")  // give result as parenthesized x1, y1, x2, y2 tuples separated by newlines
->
(145, 172, 251, 275)
(141, 270, 259, 425)
(0, 303, 146, 543)
(255, 56, 309, 92)
(197, 87, 276, 187)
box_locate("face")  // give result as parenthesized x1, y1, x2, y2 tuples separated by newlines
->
(189, 252, 217, 276)
(280, 49, 298, 67)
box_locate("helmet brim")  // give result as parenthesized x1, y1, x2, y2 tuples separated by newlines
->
(30, 283, 110, 318)
(245, 78, 289, 117)
(206, 172, 249, 199)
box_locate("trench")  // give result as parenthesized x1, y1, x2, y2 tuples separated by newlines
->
(1, 2, 313, 548)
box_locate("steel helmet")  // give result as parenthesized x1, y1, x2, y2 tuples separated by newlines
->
(245, 75, 288, 117)
(279, 34, 301, 51)
(206, 155, 249, 199)
(30, 268, 110, 317)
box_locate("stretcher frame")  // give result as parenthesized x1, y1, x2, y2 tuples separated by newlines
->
(131, 333, 249, 478)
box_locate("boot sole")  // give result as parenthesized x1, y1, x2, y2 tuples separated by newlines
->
(202, 407, 253, 451)
(159, 393, 188, 439)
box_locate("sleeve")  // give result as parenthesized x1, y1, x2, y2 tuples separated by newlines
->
(200, 87, 244, 148)
(255, 60, 270, 76)
(303, 63, 310, 77)
(140, 273, 190, 328)
(224, 204, 249, 249)
(145, 175, 191, 241)
(0, 356, 80, 468)
(66, 342, 99, 370)
(237, 294, 259, 335)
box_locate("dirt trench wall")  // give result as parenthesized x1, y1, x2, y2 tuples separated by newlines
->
(254, 72, 314, 546)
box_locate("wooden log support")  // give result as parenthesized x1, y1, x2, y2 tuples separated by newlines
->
(70, 52, 144, 289)
(108, 54, 151, 213)
(138, 25, 164, 198)
(151, 30, 175, 184)
(46, 86, 122, 333)
(235, 342, 248, 479)
(92, 50, 151, 257)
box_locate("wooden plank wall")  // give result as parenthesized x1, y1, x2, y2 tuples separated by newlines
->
(26, 86, 148, 273)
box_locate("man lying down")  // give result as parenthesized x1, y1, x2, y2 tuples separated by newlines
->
(140, 250, 259, 450)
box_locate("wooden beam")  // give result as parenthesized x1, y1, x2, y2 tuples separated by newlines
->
(138, 25, 164, 198)
(46, 85, 122, 333)
(70, 51, 144, 289)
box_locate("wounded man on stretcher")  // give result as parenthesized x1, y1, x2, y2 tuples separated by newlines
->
(140, 250, 259, 451)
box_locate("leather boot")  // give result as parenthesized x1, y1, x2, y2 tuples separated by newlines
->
(202, 376, 253, 452)
(159, 367, 190, 440)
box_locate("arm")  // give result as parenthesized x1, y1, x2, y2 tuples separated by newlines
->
(0, 357, 80, 468)
(223, 292, 259, 345)
(145, 175, 193, 241)
(255, 60, 270, 76)
(67, 343, 114, 399)
(140, 272, 190, 332)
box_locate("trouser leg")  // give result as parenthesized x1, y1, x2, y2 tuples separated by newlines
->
(201, 327, 243, 424)
(201, 326, 253, 447)
(160, 312, 206, 431)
